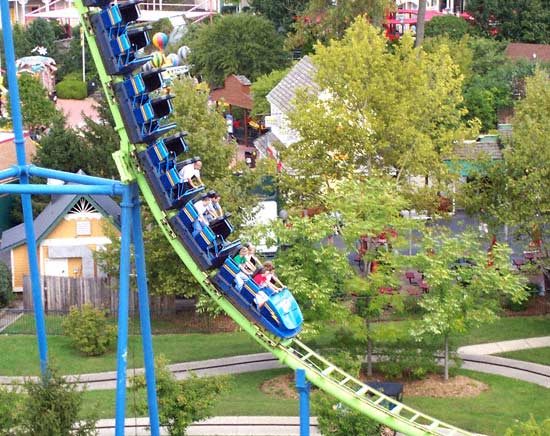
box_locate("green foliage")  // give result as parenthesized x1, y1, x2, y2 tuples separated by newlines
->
(249, 0, 309, 33)
(0, 385, 20, 433)
(130, 355, 228, 436)
(62, 304, 116, 356)
(18, 366, 97, 436)
(505, 414, 550, 435)
(283, 19, 471, 207)
(375, 332, 441, 380)
(8, 74, 61, 129)
(56, 26, 98, 82)
(0, 261, 13, 308)
(313, 392, 381, 436)
(185, 14, 291, 86)
(250, 68, 289, 117)
(466, 0, 550, 43)
(55, 79, 87, 99)
(425, 15, 476, 40)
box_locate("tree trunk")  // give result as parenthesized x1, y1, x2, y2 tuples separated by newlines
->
(444, 334, 449, 381)
(366, 316, 373, 377)
(415, 0, 427, 47)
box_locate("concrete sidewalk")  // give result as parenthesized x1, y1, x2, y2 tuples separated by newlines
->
(457, 336, 550, 355)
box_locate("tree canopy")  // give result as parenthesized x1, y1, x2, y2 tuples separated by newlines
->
(185, 14, 291, 86)
(282, 19, 471, 208)
(249, 0, 309, 33)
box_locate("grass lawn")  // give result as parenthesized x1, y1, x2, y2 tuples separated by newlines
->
(81, 368, 550, 436)
(405, 369, 550, 436)
(81, 368, 298, 419)
(0, 332, 263, 376)
(496, 347, 550, 365)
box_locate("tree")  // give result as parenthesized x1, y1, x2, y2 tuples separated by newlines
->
(130, 355, 228, 436)
(460, 68, 550, 289)
(18, 367, 97, 435)
(425, 15, 477, 40)
(8, 74, 61, 131)
(0, 261, 13, 308)
(414, 0, 427, 47)
(282, 19, 471, 208)
(249, 0, 309, 33)
(411, 229, 526, 380)
(505, 415, 550, 436)
(250, 68, 290, 118)
(185, 14, 291, 86)
(56, 25, 98, 82)
(285, 0, 392, 53)
(466, 0, 550, 43)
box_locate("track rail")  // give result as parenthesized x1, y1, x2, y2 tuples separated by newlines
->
(74, 2, 476, 435)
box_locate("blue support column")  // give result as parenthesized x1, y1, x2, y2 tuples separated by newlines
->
(130, 184, 161, 436)
(296, 368, 311, 436)
(0, 0, 48, 374)
(115, 184, 134, 436)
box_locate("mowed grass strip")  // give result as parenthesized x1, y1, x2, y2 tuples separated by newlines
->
(496, 347, 550, 365)
(81, 369, 298, 420)
(0, 332, 263, 376)
(405, 369, 550, 436)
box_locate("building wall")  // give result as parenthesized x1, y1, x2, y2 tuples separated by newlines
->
(10, 214, 116, 292)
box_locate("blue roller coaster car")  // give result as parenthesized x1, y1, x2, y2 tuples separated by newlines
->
(212, 257, 303, 338)
(169, 196, 241, 269)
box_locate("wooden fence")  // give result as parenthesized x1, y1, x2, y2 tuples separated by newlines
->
(22, 275, 175, 315)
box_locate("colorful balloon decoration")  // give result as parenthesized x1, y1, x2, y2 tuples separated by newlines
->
(150, 51, 166, 68)
(165, 53, 180, 67)
(152, 32, 169, 52)
(141, 61, 153, 72)
(177, 45, 190, 63)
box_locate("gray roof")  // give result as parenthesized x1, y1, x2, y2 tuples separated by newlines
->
(1, 193, 121, 251)
(267, 56, 317, 115)
(234, 75, 251, 86)
(451, 141, 503, 161)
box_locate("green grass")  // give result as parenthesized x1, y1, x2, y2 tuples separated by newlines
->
(82, 368, 550, 436)
(405, 369, 550, 436)
(81, 369, 298, 419)
(496, 347, 550, 365)
(0, 332, 262, 376)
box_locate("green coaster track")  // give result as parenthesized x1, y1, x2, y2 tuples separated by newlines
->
(74, 2, 475, 435)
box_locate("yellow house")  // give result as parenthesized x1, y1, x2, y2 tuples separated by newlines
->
(0, 183, 120, 293)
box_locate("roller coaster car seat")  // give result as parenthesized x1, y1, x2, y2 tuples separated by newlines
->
(163, 132, 189, 157)
(127, 25, 152, 52)
(209, 213, 234, 240)
(175, 156, 201, 172)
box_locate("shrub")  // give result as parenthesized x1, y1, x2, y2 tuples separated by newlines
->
(130, 355, 228, 436)
(375, 334, 441, 380)
(0, 262, 14, 308)
(505, 414, 550, 435)
(313, 392, 381, 436)
(19, 366, 97, 436)
(62, 304, 116, 356)
(56, 79, 87, 99)
(0, 385, 20, 435)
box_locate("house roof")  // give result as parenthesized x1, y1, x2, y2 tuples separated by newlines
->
(210, 74, 253, 110)
(267, 56, 317, 115)
(0, 132, 36, 184)
(448, 141, 503, 161)
(1, 191, 121, 251)
(505, 43, 550, 62)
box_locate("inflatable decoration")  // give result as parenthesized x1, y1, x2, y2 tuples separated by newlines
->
(165, 53, 180, 67)
(150, 51, 166, 68)
(141, 61, 153, 72)
(177, 45, 190, 63)
(152, 32, 169, 52)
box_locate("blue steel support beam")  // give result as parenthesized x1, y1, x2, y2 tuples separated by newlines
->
(296, 369, 311, 436)
(0, 184, 123, 196)
(0, 167, 19, 183)
(115, 184, 133, 436)
(0, 0, 49, 374)
(29, 166, 121, 186)
(130, 184, 161, 436)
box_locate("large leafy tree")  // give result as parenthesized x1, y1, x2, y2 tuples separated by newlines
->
(9, 74, 61, 130)
(185, 14, 291, 86)
(250, 68, 290, 118)
(461, 68, 550, 289)
(286, 0, 392, 53)
(425, 15, 477, 40)
(249, 0, 309, 33)
(282, 19, 470, 208)
(467, 0, 550, 43)
(412, 229, 526, 380)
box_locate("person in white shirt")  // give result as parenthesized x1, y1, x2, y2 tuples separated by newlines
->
(192, 195, 211, 236)
(179, 160, 204, 191)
